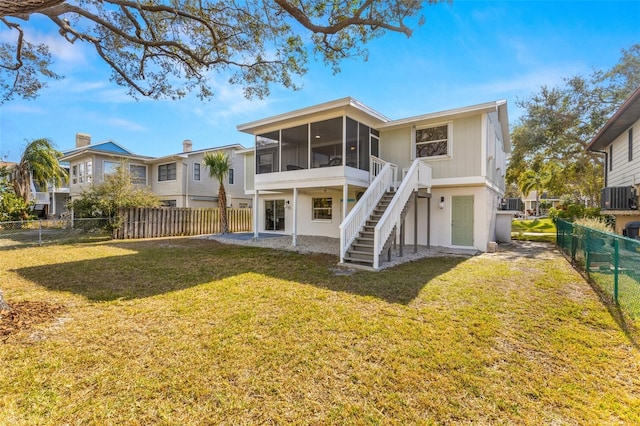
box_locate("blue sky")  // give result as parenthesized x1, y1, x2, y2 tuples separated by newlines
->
(1, 1, 639, 162)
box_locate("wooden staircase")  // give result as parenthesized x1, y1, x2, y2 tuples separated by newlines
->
(343, 189, 417, 268)
(343, 190, 396, 267)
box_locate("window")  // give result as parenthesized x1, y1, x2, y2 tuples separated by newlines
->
(609, 145, 613, 171)
(129, 164, 147, 185)
(312, 197, 332, 220)
(416, 123, 450, 158)
(629, 128, 634, 162)
(311, 117, 343, 168)
(71, 165, 78, 184)
(193, 163, 201, 181)
(86, 161, 92, 183)
(256, 131, 279, 174)
(281, 124, 309, 171)
(78, 162, 85, 184)
(160, 200, 177, 207)
(158, 162, 177, 181)
(228, 168, 234, 185)
(103, 160, 119, 178)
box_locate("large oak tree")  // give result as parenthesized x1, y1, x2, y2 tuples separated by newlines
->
(0, 0, 440, 102)
(506, 44, 640, 206)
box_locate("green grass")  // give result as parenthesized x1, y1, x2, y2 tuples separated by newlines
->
(512, 217, 556, 233)
(1, 237, 639, 424)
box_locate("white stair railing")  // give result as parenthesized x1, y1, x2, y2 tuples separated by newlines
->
(339, 158, 397, 263)
(373, 158, 432, 269)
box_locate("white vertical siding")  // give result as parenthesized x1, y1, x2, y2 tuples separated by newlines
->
(608, 120, 640, 187)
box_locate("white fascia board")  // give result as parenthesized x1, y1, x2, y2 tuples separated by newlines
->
(59, 150, 152, 163)
(236, 97, 389, 134)
(151, 143, 247, 163)
(378, 100, 507, 131)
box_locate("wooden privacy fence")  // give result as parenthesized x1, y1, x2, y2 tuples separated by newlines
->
(114, 207, 252, 239)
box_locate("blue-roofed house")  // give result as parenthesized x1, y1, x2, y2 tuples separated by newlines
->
(58, 134, 252, 210)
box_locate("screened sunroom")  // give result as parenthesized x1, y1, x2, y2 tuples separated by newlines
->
(255, 116, 380, 175)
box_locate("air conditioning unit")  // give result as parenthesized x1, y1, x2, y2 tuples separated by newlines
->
(601, 186, 638, 210)
(500, 198, 523, 211)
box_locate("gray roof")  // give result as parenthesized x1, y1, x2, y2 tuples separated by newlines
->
(587, 86, 640, 151)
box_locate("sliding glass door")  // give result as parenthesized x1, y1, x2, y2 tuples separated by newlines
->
(265, 200, 285, 231)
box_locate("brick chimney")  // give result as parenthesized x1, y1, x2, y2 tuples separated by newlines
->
(182, 139, 193, 153)
(76, 133, 91, 148)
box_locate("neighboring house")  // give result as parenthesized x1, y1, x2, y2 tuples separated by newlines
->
(59, 134, 251, 209)
(237, 97, 510, 269)
(587, 86, 640, 234)
(0, 160, 68, 218)
(522, 190, 561, 216)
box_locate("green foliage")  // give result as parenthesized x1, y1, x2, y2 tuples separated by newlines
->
(549, 201, 601, 223)
(0, 188, 33, 221)
(70, 162, 159, 230)
(573, 217, 613, 232)
(507, 44, 640, 206)
(0, 165, 32, 221)
(1, 0, 433, 101)
(12, 138, 67, 203)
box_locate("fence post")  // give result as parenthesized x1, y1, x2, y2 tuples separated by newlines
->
(585, 229, 591, 273)
(613, 238, 619, 304)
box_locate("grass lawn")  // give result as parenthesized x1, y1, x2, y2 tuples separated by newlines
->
(1, 238, 639, 424)
(512, 217, 556, 233)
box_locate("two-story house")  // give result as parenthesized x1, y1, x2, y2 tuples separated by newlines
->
(238, 97, 510, 269)
(59, 134, 251, 209)
(587, 86, 640, 234)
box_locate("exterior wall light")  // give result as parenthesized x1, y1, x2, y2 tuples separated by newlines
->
(439, 196, 445, 209)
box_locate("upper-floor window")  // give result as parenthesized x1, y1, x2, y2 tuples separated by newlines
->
(71, 165, 78, 184)
(312, 197, 332, 220)
(158, 162, 177, 181)
(86, 161, 92, 183)
(193, 163, 201, 181)
(78, 162, 85, 184)
(609, 145, 613, 171)
(416, 123, 451, 158)
(103, 160, 119, 178)
(629, 128, 634, 162)
(129, 164, 147, 185)
(228, 168, 234, 185)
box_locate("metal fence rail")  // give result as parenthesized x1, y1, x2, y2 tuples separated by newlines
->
(0, 218, 111, 248)
(557, 219, 640, 320)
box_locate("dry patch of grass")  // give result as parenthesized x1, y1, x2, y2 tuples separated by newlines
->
(1, 238, 639, 424)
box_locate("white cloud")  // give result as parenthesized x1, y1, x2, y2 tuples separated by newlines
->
(103, 117, 147, 132)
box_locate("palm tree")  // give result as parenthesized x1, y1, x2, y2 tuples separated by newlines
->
(12, 138, 67, 204)
(518, 169, 548, 217)
(203, 151, 231, 234)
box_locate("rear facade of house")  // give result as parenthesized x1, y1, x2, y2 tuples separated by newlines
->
(238, 97, 510, 268)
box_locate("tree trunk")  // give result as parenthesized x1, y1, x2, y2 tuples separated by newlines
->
(219, 184, 228, 234)
(0, 288, 11, 312)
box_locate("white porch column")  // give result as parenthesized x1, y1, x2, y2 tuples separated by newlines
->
(342, 183, 349, 221)
(253, 190, 259, 240)
(292, 187, 298, 247)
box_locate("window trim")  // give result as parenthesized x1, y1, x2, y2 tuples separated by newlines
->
(311, 197, 332, 221)
(629, 128, 634, 162)
(609, 145, 613, 171)
(158, 162, 177, 182)
(193, 162, 201, 182)
(413, 121, 453, 160)
(129, 163, 148, 185)
(228, 168, 234, 185)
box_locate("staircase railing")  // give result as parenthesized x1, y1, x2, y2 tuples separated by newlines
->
(373, 158, 432, 269)
(370, 155, 397, 183)
(339, 158, 397, 263)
